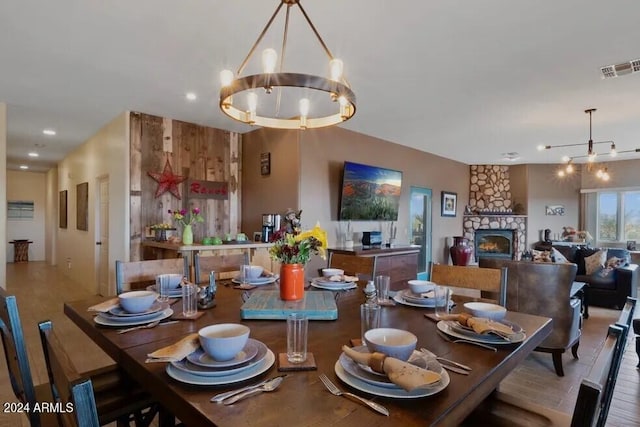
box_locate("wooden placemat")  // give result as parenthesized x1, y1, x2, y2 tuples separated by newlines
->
(277, 353, 317, 371)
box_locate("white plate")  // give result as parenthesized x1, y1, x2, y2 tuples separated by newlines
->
(186, 338, 261, 369)
(311, 277, 358, 287)
(334, 359, 450, 399)
(232, 276, 277, 286)
(146, 285, 183, 298)
(166, 349, 275, 385)
(96, 306, 169, 323)
(436, 320, 526, 345)
(393, 290, 437, 308)
(94, 308, 173, 327)
(310, 282, 357, 291)
(339, 347, 444, 389)
(173, 339, 268, 377)
(108, 301, 164, 317)
(447, 319, 523, 340)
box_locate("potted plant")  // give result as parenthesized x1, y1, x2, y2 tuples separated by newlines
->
(169, 207, 204, 245)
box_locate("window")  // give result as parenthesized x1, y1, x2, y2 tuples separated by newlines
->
(596, 190, 640, 242)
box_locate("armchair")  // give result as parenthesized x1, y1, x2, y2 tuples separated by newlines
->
(479, 258, 581, 376)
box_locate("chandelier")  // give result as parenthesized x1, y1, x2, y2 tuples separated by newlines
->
(219, 0, 356, 130)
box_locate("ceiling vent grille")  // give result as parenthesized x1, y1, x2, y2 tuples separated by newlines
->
(600, 58, 640, 79)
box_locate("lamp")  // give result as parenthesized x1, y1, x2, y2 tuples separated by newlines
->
(219, 0, 356, 130)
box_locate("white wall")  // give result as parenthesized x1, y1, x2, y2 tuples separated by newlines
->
(56, 112, 130, 295)
(0, 103, 6, 287)
(6, 171, 47, 262)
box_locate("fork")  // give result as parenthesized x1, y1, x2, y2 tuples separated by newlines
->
(436, 330, 497, 352)
(318, 374, 389, 416)
(117, 319, 161, 334)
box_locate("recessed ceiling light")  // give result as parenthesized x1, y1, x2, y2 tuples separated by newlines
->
(501, 152, 520, 161)
(19, 165, 28, 170)
(42, 129, 56, 136)
(185, 92, 197, 101)
(28, 152, 39, 157)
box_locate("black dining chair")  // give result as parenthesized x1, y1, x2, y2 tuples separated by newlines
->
(463, 322, 629, 427)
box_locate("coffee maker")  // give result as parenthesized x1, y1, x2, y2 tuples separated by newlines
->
(261, 214, 274, 242)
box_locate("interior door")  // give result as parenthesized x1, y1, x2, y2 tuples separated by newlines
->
(97, 176, 110, 296)
(409, 187, 432, 279)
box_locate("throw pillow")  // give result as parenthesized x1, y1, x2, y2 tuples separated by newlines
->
(551, 247, 569, 263)
(575, 247, 600, 275)
(532, 249, 552, 262)
(606, 256, 623, 269)
(584, 249, 607, 275)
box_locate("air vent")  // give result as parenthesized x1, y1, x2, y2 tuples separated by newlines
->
(600, 58, 640, 79)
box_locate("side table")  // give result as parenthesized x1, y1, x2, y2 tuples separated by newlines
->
(9, 240, 33, 262)
(570, 281, 589, 319)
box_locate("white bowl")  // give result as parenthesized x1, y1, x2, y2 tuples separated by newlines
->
(156, 273, 183, 290)
(245, 265, 264, 279)
(118, 291, 158, 314)
(364, 328, 417, 361)
(198, 323, 250, 361)
(463, 302, 507, 321)
(322, 268, 344, 278)
(407, 280, 435, 295)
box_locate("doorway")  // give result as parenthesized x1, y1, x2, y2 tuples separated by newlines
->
(409, 186, 432, 279)
(96, 176, 110, 296)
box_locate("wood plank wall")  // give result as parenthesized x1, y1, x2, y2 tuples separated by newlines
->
(129, 112, 241, 261)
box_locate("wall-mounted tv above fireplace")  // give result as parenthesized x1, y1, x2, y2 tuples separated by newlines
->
(339, 161, 402, 221)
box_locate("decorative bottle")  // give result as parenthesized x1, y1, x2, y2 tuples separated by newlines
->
(450, 236, 473, 266)
(364, 280, 378, 306)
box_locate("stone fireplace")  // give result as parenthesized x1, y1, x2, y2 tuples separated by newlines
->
(474, 229, 515, 260)
(462, 165, 527, 261)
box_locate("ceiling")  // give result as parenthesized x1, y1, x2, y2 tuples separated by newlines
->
(2, 0, 640, 173)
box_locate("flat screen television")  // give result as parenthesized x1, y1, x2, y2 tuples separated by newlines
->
(339, 161, 402, 221)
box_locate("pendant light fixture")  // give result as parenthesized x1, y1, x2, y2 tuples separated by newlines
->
(219, 0, 356, 130)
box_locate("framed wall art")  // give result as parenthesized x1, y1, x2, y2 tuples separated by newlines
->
(260, 152, 271, 176)
(59, 190, 67, 228)
(545, 205, 565, 216)
(441, 191, 457, 217)
(76, 182, 88, 231)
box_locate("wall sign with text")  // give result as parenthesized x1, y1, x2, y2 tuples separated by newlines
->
(186, 179, 229, 200)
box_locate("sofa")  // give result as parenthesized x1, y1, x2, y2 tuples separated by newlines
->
(479, 258, 581, 376)
(551, 245, 638, 309)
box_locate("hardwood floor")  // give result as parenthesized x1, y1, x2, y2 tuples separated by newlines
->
(1, 261, 639, 426)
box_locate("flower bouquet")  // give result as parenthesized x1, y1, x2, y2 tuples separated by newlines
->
(269, 222, 327, 300)
(169, 208, 204, 245)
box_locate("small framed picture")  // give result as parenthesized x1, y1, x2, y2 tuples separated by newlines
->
(627, 240, 637, 251)
(253, 231, 262, 242)
(260, 152, 271, 176)
(441, 191, 457, 217)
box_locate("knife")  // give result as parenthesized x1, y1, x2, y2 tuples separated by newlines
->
(210, 374, 287, 403)
(440, 364, 470, 375)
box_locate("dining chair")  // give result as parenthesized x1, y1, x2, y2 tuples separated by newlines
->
(38, 319, 171, 427)
(429, 262, 508, 306)
(115, 258, 190, 294)
(193, 252, 249, 284)
(479, 258, 581, 376)
(38, 319, 100, 427)
(0, 288, 54, 426)
(328, 252, 375, 283)
(464, 323, 627, 427)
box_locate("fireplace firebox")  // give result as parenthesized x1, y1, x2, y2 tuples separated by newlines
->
(474, 229, 515, 260)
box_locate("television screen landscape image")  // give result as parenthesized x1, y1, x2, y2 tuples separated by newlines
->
(339, 161, 402, 221)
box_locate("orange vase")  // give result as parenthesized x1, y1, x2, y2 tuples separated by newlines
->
(280, 263, 305, 301)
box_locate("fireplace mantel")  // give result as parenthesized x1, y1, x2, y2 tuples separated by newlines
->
(464, 214, 528, 218)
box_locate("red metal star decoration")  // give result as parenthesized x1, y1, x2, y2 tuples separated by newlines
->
(147, 159, 187, 199)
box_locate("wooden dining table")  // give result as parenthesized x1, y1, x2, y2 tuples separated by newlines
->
(64, 282, 552, 427)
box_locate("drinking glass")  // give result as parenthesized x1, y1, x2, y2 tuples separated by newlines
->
(156, 274, 171, 302)
(434, 285, 452, 319)
(239, 264, 251, 286)
(360, 303, 381, 345)
(375, 275, 391, 304)
(182, 283, 198, 317)
(287, 313, 308, 363)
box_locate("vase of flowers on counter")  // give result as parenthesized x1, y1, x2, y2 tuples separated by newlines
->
(169, 207, 204, 245)
(269, 222, 327, 301)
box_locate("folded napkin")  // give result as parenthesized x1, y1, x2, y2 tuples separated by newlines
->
(145, 333, 199, 363)
(87, 298, 120, 313)
(465, 317, 515, 338)
(341, 346, 441, 392)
